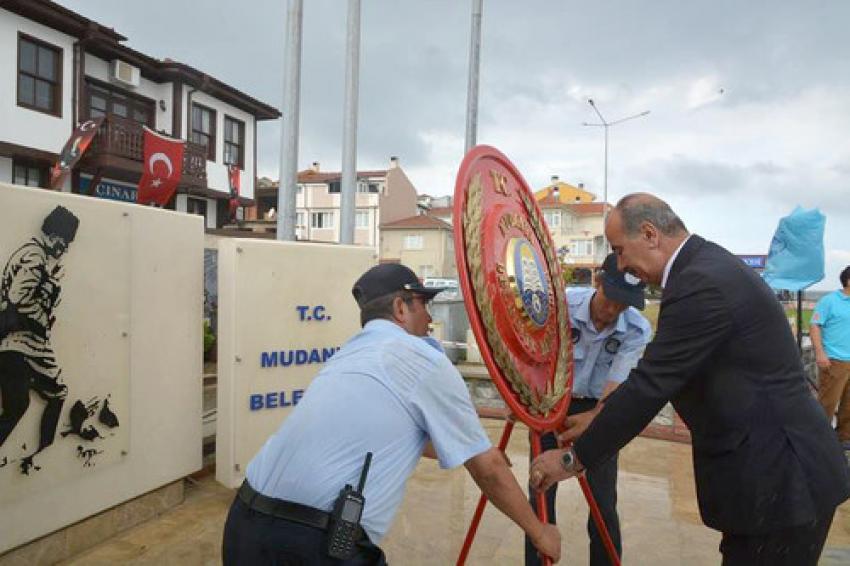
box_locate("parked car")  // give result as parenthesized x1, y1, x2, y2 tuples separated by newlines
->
(423, 277, 460, 300)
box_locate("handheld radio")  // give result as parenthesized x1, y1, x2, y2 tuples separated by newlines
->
(326, 452, 372, 559)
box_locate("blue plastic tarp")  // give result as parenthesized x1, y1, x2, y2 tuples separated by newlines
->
(762, 206, 825, 291)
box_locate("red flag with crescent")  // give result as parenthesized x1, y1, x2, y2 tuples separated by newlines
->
(228, 163, 241, 220)
(137, 127, 185, 207)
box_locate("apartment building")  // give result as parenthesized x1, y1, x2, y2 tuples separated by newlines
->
(251, 157, 418, 250)
(534, 176, 610, 266)
(380, 214, 456, 279)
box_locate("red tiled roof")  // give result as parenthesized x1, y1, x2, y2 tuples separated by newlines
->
(537, 197, 610, 215)
(428, 206, 453, 217)
(572, 202, 609, 215)
(295, 169, 388, 184)
(381, 214, 453, 230)
(257, 169, 390, 187)
(537, 193, 562, 207)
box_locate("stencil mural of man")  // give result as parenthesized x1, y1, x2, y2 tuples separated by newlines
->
(0, 205, 79, 474)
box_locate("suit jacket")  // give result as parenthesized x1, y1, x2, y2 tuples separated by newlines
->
(574, 235, 850, 534)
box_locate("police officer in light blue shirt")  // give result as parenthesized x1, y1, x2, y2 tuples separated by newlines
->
(526, 253, 652, 566)
(223, 263, 562, 565)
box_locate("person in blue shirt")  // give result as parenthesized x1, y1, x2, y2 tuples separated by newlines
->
(526, 253, 652, 566)
(222, 263, 561, 565)
(812, 265, 850, 450)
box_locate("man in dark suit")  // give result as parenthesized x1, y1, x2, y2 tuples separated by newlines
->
(531, 193, 850, 565)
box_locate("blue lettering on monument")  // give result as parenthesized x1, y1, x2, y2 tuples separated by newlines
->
(280, 351, 294, 367)
(250, 394, 263, 411)
(261, 351, 278, 367)
(259, 346, 341, 368)
(296, 305, 330, 322)
(249, 390, 306, 411)
(265, 392, 278, 409)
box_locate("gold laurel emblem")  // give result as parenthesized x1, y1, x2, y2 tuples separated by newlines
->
(463, 171, 570, 415)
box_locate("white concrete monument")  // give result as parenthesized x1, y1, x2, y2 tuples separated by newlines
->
(0, 183, 203, 553)
(215, 239, 374, 488)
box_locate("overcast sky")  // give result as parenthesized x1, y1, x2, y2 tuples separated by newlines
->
(59, 0, 849, 289)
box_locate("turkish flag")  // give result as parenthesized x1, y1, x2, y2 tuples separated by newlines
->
(228, 163, 241, 220)
(137, 127, 185, 207)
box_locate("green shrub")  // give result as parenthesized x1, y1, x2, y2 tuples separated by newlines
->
(203, 320, 215, 353)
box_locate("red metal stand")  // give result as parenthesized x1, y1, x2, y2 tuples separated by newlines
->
(455, 418, 621, 566)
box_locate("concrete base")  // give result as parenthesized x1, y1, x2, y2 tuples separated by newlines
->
(0, 480, 184, 565)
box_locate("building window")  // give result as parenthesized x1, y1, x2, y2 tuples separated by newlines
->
(12, 160, 47, 188)
(17, 35, 62, 116)
(570, 239, 594, 257)
(355, 210, 369, 229)
(86, 80, 154, 126)
(357, 181, 381, 193)
(404, 234, 424, 250)
(329, 180, 378, 194)
(191, 104, 216, 161)
(543, 210, 561, 229)
(296, 212, 305, 227)
(224, 116, 245, 168)
(311, 211, 334, 229)
(186, 197, 208, 220)
(420, 265, 435, 278)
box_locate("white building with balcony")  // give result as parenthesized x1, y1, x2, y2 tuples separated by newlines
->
(0, 0, 280, 229)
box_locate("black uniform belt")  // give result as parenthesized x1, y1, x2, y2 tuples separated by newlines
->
(571, 395, 599, 402)
(237, 480, 365, 541)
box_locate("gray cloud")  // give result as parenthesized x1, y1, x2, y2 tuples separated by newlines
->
(57, 0, 850, 288)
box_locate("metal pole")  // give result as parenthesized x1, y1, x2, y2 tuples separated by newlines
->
(456, 417, 514, 565)
(340, 0, 361, 245)
(277, 0, 304, 241)
(583, 100, 649, 256)
(797, 290, 804, 352)
(464, 0, 483, 154)
(602, 124, 609, 252)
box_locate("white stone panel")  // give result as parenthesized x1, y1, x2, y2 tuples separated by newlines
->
(216, 239, 375, 488)
(0, 183, 203, 553)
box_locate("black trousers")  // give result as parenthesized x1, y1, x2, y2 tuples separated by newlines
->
(222, 495, 387, 566)
(720, 510, 835, 566)
(0, 351, 67, 453)
(525, 398, 622, 566)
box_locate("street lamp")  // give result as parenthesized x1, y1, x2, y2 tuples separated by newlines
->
(583, 99, 650, 254)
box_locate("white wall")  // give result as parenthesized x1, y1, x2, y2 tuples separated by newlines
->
(0, 9, 74, 153)
(216, 239, 375, 488)
(183, 87, 256, 200)
(0, 183, 203, 553)
(83, 54, 174, 134)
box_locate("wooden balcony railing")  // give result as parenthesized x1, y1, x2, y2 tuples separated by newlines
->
(86, 114, 208, 189)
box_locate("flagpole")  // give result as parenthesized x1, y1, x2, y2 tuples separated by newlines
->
(277, 0, 304, 241)
(464, 0, 483, 154)
(340, 0, 361, 245)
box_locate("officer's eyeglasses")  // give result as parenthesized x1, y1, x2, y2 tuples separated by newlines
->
(404, 293, 433, 314)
